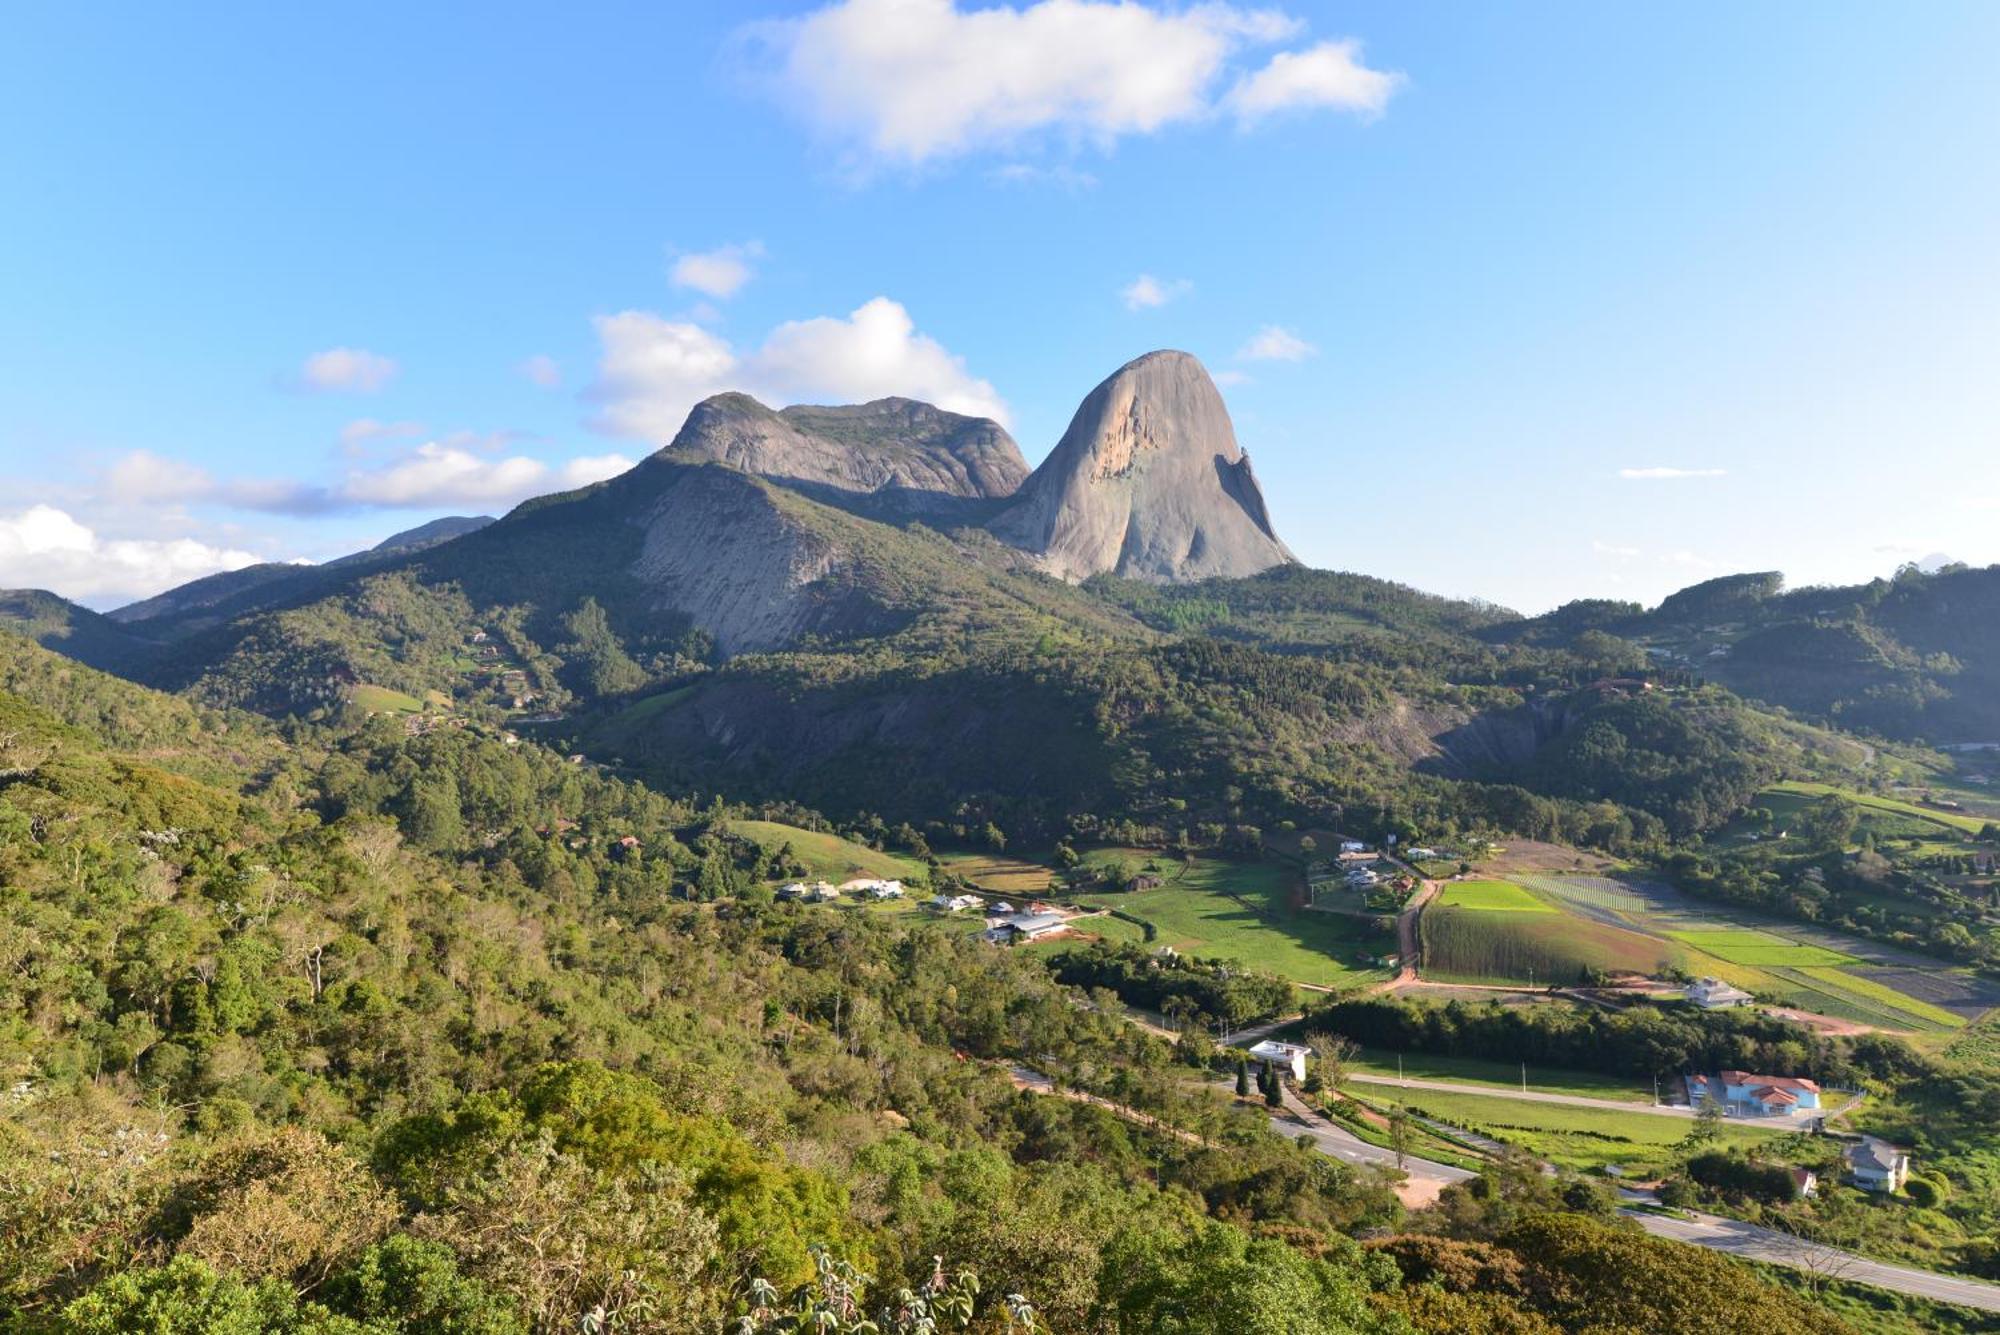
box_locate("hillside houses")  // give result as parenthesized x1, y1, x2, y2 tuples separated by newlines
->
(930, 893, 984, 913)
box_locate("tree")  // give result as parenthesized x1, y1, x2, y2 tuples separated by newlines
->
(1235, 1058, 1251, 1099)
(1388, 1106, 1413, 1171)
(1264, 1067, 1283, 1108)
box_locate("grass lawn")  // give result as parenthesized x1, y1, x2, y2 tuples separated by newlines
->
(1436, 880, 1554, 913)
(1346, 1049, 1656, 1104)
(729, 820, 925, 883)
(352, 684, 423, 714)
(1352, 1085, 1784, 1174)
(1075, 853, 1389, 989)
(1665, 928, 1859, 967)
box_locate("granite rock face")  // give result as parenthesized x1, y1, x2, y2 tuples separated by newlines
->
(988, 351, 1295, 582)
(662, 392, 1028, 521)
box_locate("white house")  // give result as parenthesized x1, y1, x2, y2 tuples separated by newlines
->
(984, 912, 1067, 945)
(1345, 868, 1381, 888)
(1338, 840, 1368, 854)
(990, 901, 1016, 915)
(870, 883, 904, 900)
(1248, 1040, 1313, 1083)
(1847, 1138, 1911, 1193)
(777, 882, 808, 900)
(806, 883, 841, 903)
(1685, 977, 1754, 1010)
(930, 893, 983, 913)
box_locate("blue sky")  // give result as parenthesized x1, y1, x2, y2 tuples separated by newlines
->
(3, 1, 1997, 611)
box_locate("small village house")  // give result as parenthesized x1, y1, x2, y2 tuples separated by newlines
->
(1248, 1040, 1312, 1083)
(1685, 977, 1754, 1010)
(1846, 1138, 1911, 1193)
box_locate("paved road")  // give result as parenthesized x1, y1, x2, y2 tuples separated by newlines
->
(1621, 1200, 2000, 1313)
(1260, 1087, 1475, 1206)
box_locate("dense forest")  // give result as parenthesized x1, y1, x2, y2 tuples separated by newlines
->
(0, 627, 1894, 1332)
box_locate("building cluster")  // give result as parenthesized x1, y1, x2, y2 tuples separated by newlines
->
(779, 878, 907, 903)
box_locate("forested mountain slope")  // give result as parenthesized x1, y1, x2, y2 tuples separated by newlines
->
(0, 628, 1876, 1334)
(1499, 565, 2000, 742)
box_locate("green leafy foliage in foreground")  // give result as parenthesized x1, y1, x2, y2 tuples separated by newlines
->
(0, 630, 1899, 1331)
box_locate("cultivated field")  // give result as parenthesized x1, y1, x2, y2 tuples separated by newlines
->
(1436, 880, 1554, 913)
(1663, 929, 1859, 968)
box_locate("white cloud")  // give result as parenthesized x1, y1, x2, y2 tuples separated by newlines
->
(517, 354, 562, 388)
(1236, 325, 1315, 362)
(987, 162, 1099, 190)
(671, 242, 764, 299)
(1212, 369, 1252, 387)
(739, 0, 1395, 167)
(339, 418, 426, 454)
(1122, 274, 1191, 310)
(587, 295, 1008, 443)
(588, 314, 743, 441)
(1617, 467, 1729, 480)
(92, 440, 634, 519)
(1226, 39, 1401, 124)
(298, 347, 398, 394)
(0, 504, 261, 605)
(1592, 540, 1642, 559)
(337, 444, 633, 508)
(757, 297, 1008, 420)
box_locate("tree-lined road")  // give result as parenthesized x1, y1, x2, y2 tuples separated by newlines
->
(1620, 1197, 2000, 1313)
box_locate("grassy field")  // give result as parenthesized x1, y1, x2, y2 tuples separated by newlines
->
(1436, 880, 1554, 913)
(1765, 780, 1989, 837)
(1346, 1049, 1655, 1103)
(1073, 852, 1390, 988)
(352, 683, 423, 714)
(1353, 1085, 1784, 1174)
(1665, 928, 1859, 968)
(729, 820, 926, 883)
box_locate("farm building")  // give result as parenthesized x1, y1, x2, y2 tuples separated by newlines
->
(1846, 1138, 1911, 1193)
(1686, 1071, 1821, 1117)
(1247, 1040, 1312, 1083)
(807, 883, 841, 903)
(984, 912, 1067, 945)
(841, 877, 905, 897)
(1684, 977, 1753, 1010)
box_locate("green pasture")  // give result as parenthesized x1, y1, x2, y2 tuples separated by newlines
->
(731, 820, 926, 884)
(1665, 928, 1859, 968)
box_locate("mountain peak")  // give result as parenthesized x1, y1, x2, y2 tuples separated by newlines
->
(661, 390, 1027, 521)
(987, 351, 1294, 583)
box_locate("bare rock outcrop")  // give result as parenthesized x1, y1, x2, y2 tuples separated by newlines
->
(987, 351, 1295, 583)
(662, 393, 1027, 522)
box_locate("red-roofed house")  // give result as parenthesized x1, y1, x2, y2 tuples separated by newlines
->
(1686, 1070, 1822, 1116)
